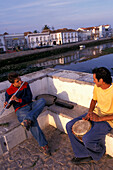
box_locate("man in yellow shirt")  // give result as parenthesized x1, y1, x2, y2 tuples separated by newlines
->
(66, 67, 113, 164)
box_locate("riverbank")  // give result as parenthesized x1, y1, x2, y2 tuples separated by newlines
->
(0, 37, 113, 61)
(0, 37, 113, 82)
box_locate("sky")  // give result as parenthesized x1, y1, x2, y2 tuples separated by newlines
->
(0, 0, 113, 34)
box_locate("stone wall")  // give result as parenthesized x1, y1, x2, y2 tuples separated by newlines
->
(0, 68, 95, 118)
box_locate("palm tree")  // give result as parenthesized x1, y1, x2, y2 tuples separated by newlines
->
(42, 25, 50, 30)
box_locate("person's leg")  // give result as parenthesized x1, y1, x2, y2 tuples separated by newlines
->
(82, 121, 112, 161)
(16, 104, 31, 123)
(29, 119, 48, 147)
(24, 98, 46, 122)
(16, 102, 48, 147)
(66, 114, 112, 161)
(66, 113, 90, 158)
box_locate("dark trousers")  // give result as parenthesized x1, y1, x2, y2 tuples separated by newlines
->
(66, 113, 112, 161)
(16, 98, 48, 147)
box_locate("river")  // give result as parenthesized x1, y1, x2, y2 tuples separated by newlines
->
(33, 42, 113, 76)
(1, 41, 113, 82)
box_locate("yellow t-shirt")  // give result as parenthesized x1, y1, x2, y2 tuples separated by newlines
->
(93, 83, 113, 128)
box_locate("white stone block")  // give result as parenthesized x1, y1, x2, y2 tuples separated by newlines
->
(48, 111, 71, 133)
(4, 126, 26, 150)
(106, 134, 113, 157)
(38, 110, 49, 129)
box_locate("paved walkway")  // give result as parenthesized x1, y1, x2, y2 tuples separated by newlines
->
(0, 125, 113, 169)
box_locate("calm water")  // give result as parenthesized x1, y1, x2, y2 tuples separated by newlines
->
(55, 53, 113, 76)
(53, 42, 113, 76)
(32, 42, 113, 75)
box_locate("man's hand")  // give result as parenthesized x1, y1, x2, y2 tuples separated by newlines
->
(82, 112, 101, 122)
(10, 95, 19, 102)
(4, 101, 10, 108)
(82, 112, 91, 121)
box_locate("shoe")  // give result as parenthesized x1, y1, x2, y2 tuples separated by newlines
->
(21, 119, 32, 131)
(39, 145, 51, 156)
(71, 156, 94, 164)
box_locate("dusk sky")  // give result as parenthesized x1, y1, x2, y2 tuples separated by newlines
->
(0, 0, 113, 34)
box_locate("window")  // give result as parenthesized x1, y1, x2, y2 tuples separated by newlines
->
(0, 39, 3, 46)
(44, 36, 46, 41)
(51, 35, 53, 40)
(31, 38, 34, 42)
(105, 29, 108, 31)
(36, 37, 38, 42)
(71, 33, 73, 38)
(64, 33, 66, 38)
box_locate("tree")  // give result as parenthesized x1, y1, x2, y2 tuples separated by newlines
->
(42, 25, 50, 30)
(51, 26, 55, 31)
(4, 32, 8, 35)
(33, 30, 39, 33)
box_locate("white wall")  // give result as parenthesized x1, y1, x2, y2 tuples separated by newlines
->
(0, 68, 95, 118)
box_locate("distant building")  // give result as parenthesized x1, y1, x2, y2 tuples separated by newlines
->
(0, 34, 6, 52)
(98, 25, 112, 38)
(4, 33, 26, 51)
(50, 28, 78, 45)
(26, 28, 78, 48)
(27, 32, 50, 48)
(77, 24, 112, 40)
(0, 24, 112, 53)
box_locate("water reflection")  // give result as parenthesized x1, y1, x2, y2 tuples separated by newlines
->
(55, 54, 113, 76)
(32, 42, 113, 75)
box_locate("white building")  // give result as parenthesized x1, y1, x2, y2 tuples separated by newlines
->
(50, 28, 78, 45)
(77, 25, 112, 40)
(4, 33, 26, 51)
(27, 32, 50, 48)
(26, 28, 78, 48)
(98, 25, 112, 38)
(0, 34, 6, 52)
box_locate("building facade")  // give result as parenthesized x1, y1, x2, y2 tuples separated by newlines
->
(50, 28, 78, 45)
(4, 33, 26, 51)
(27, 28, 78, 48)
(27, 32, 50, 48)
(77, 24, 112, 40)
(0, 35, 6, 52)
(0, 24, 112, 52)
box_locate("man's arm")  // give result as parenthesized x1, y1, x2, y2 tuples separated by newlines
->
(82, 99, 97, 121)
(83, 99, 113, 122)
(12, 83, 32, 105)
(88, 112, 113, 122)
(18, 83, 32, 104)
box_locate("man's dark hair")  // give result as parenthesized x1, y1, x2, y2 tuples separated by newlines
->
(8, 72, 19, 83)
(92, 67, 112, 84)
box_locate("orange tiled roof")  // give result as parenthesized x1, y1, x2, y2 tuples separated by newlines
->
(50, 28, 76, 33)
(24, 32, 32, 36)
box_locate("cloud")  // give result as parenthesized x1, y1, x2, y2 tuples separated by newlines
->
(0, 2, 42, 12)
(48, 1, 73, 7)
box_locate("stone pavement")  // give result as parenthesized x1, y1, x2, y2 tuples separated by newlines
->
(0, 125, 113, 170)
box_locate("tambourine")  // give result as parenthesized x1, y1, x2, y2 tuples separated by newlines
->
(72, 120, 91, 142)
